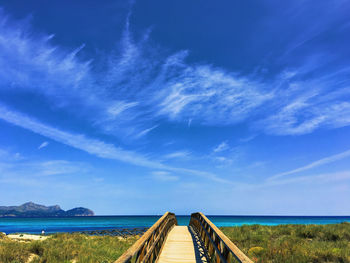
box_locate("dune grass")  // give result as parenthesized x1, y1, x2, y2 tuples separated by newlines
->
(221, 222, 350, 263)
(0, 232, 137, 263)
(1, 223, 350, 263)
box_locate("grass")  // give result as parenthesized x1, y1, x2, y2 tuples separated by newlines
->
(0, 232, 137, 263)
(1, 223, 350, 263)
(220, 222, 350, 263)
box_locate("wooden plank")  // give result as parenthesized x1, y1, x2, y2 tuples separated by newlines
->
(157, 226, 208, 263)
(196, 213, 253, 263)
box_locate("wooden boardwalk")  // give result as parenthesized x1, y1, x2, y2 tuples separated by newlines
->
(115, 212, 253, 263)
(157, 226, 208, 263)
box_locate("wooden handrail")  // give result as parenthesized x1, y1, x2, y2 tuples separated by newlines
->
(190, 212, 253, 263)
(115, 212, 177, 263)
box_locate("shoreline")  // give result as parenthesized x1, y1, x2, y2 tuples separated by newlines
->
(1, 215, 350, 235)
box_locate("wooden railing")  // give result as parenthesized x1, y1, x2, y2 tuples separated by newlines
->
(115, 212, 177, 263)
(190, 212, 253, 263)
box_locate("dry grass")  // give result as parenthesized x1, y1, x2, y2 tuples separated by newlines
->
(2, 223, 350, 263)
(221, 222, 350, 263)
(0, 232, 137, 263)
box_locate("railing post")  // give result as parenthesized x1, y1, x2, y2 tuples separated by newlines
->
(189, 212, 253, 263)
(115, 212, 177, 263)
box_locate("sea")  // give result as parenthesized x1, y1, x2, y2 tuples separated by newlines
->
(1, 215, 350, 234)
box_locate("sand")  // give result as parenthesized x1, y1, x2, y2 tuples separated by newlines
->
(7, 233, 49, 241)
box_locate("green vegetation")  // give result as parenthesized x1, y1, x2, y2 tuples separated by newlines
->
(221, 222, 350, 263)
(1, 223, 350, 263)
(0, 232, 137, 263)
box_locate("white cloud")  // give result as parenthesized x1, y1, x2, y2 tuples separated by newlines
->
(215, 156, 230, 162)
(0, 11, 144, 139)
(188, 118, 192, 127)
(0, 105, 230, 184)
(0, 104, 164, 169)
(1, 6, 349, 145)
(0, 11, 92, 103)
(269, 149, 350, 181)
(0, 158, 88, 180)
(106, 101, 139, 119)
(0, 10, 273, 135)
(0, 148, 23, 161)
(155, 65, 273, 125)
(38, 141, 49, 150)
(266, 171, 350, 187)
(151, 171, 179, 182)
(90, 23, 350, 136)
(34, 160, 86, 176)
(239, 135, 257, 143)
(134, 125, 158, 139)
(258, 68, 350, 135)
(164, 151, 191, 159)
(213, 141, 229, 153)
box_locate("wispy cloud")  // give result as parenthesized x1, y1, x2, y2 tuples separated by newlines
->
(155, 65, 273, 125)
(134, 125, 158, 139)
(38, 141, 49, 150)
(1, 3, 350, 146)
(209, 144, 244, 168)
(36, 160, 86, 176)
(106, 101, 139, 119)
(258, 71, 350, 135)
(0, 104, 230, 183)
(188, 118, 192, 127)
(0, 10, 146, 139)
(213, 141, 229, 153)
(164, 151, 191, 159)
(266, 171, 350, 187)
(239, 135, 257, 143)
(269, 149, 350, 181)
(0, 156, 88, 180)
(0, 9, 92, 103)
(0, 104, 164, 169)
(0, 9, 272, 138)
(151, 171, 179, 182)
(0, 147, 23, 161)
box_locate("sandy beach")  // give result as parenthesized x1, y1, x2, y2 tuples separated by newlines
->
(7, 233, 49, 241)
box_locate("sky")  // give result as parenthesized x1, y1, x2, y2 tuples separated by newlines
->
(0, 0, 350, 215)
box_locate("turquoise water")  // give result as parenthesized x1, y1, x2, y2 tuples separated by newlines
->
(1, 216, 349, 234)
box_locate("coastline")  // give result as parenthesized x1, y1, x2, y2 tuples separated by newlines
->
(1, 215, 350, 234)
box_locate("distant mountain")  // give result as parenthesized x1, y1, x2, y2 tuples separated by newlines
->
(0, 202, 94, 217)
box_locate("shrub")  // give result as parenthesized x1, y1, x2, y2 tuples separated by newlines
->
(221, 223, 350, 263)
(0, 233, 138, 263)
(248, 246, 264, 257)
(30, 242, 44, 256)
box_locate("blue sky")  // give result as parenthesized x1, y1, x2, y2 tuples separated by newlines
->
(0, 0, 350, 215)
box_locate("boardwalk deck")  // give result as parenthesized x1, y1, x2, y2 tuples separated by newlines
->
(115, 212, 252, 263)
(157, 226, 208, 263)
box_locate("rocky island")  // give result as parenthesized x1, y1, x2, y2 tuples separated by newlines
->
(0, 202, 94, 217)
